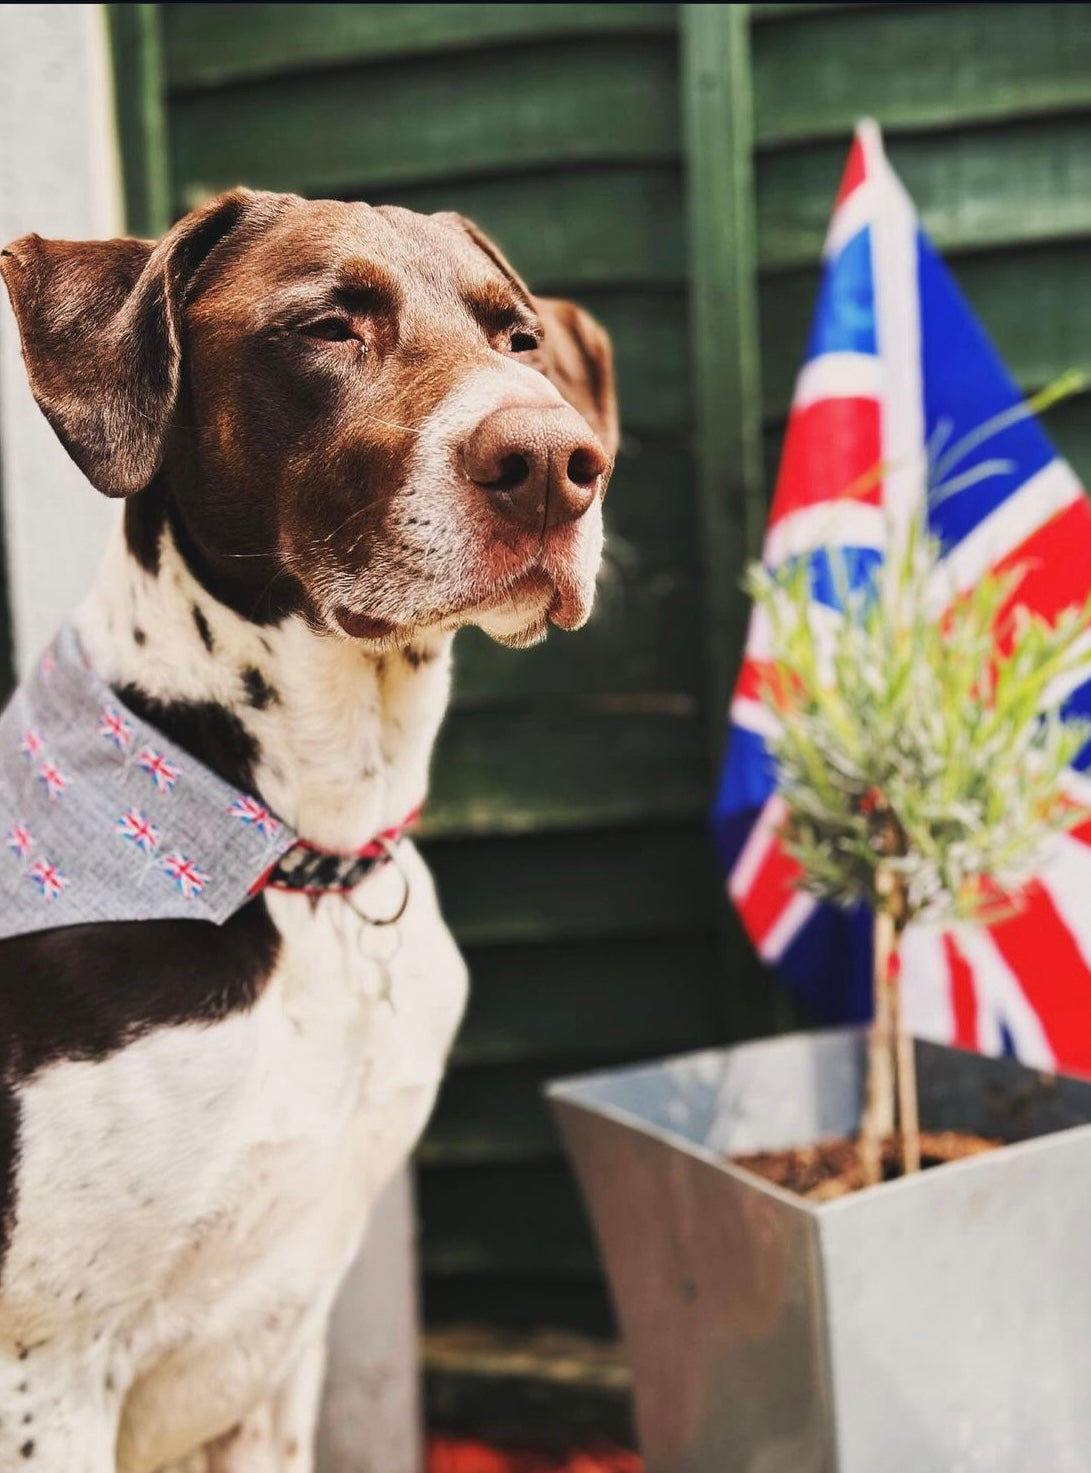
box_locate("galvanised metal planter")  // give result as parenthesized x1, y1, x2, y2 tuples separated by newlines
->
(548, 1028, 1091, 1473)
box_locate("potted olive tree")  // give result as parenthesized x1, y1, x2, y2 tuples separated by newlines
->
(548, 526, 1091, 1473)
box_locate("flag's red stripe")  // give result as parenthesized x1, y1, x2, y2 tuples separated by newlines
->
(835, 136, 867, 207)
(987, 882, 1091, 1075)
(943, 933, 978, 1050)
(992, 498, 1091, 639)
(734, 657, 769, 704)
(735, 836, 803, 947)
(768, 397, 881, 529)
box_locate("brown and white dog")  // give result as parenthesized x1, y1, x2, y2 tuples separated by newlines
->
(0, 190, 616, 1472)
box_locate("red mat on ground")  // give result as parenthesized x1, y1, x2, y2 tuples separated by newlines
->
(427, 1437, 643, 1473)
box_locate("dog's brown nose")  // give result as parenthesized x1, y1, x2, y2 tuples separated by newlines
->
(463, 405, 608, 532)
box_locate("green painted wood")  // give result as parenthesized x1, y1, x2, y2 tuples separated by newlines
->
(419, 1060, 574, 1165)
(574, 291, 689, 434)
(450, 572, 701, 711)
(423, 824, 718, 945)
(597, 435, 698, 569)
(1040, 395, 1091, 489)
(451, 936, 725, 1065)
(419, 1164, 600, 1278)
(164, 3, 677, 90)
(752, 3, 1091, 148)
(170, 37, 680, 203)
(751, 2, 881, 16)
(760, 242, 1091, 420)
(426, 710, 705, 838)
(106, 4, 171, 236)
(681, 3, 763, 748)
(423, 1278, 615, 1339)
(758, 116, 1091, 272)
(374, 165, 686, 291)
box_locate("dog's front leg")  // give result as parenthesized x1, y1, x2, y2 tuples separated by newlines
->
(0, 1343, 118, 1472)
(198, 1337, 326, 1473)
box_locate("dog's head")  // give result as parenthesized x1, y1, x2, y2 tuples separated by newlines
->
(0, 189, 617, 648)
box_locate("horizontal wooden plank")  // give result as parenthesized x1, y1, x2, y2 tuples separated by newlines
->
(451, 935, 725, 1065)
(752, 2, 882, 17)
(170, 37, 680, 202)
(449, 567, 701, 711)
(420, 1061, 573, 1166)
(581, 290, 690, 434)
(419, 1163, 599, 1278)
(371, 164, 686, 292)
(752, 3, 1091, 149)
(422, 1329, 631, 1442)
(422, 823, 719, 945)
(760, 242, 1091, 420)
(757, 115, 1091, 272)
(602, 434, 698, 567)
(423, 1276, 615, 1339)
(426, 709, 706, 838)
(165, 4, 677, 90)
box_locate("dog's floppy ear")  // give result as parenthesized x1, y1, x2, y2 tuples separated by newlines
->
(0, 189, 268, 497)
(531, 296, 619, 462)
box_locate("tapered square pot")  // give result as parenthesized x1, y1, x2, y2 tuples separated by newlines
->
(548, 1029, 1091, 1473)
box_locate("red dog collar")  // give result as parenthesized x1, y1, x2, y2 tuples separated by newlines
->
(254, 806, 421, 901)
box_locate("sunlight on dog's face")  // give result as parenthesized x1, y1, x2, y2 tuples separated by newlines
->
(1, 191, 618, 647)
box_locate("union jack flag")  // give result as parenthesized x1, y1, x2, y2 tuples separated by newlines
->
(29, 858, 66, 902)
(137, 748, 180, 793)
(228, 794, 280, 842)
(116, 808, 160, 855)
(715, 121, 1091, 1076)
(5, 824, 32, 861)
(99, 707, 134, 752)
(19, 729, 43, 762)
(38, 762, 69, 802)
(159, 852, 208, 900)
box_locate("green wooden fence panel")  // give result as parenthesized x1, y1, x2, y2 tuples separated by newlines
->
(164, 4, 677, 88)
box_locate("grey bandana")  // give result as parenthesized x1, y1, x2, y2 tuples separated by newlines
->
(0, 624, 409, 941)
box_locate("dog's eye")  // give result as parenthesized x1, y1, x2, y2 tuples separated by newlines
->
(302, 318, 356, 342)
(509, 329, 540, 354)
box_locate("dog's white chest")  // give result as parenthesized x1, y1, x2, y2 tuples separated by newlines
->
(4, 847, 466, 1469)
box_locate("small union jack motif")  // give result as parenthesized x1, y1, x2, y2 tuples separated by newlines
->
(29, 858, 67, 902)
(19, 729, 43, 762)
(228, 794, 280, 842)
(99, 707, 134, 752)
(137, 748, 180, 793)
(37, 762, 69, 802)
(5, 824, 33, 861)
(160, 852, 208, 900)
(116, 808, 160, 855)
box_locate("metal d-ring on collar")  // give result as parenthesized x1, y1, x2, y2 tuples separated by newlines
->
(345, 837, 411, 927)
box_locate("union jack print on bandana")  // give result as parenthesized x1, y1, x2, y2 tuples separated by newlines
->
(117, 808, 160, 856)
(29, 858, 66, 902)
(228, 794, 280, 842)
(6, 824, 33, 861)
(159, 852, 209, 900)
(714, 121, 1091, 1077)
(19, 729, 43, 762)
(38, 762, 69, 802)
(137, 748, 180, 793)
(99, 707, 134, 752)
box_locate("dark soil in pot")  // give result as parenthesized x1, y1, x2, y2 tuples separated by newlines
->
(733, 1130, 1000, 1201)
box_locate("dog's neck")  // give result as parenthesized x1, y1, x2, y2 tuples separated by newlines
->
(76, 519, 453, 851)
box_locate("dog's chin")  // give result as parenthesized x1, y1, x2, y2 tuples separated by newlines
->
(326, 564, 596, 650)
